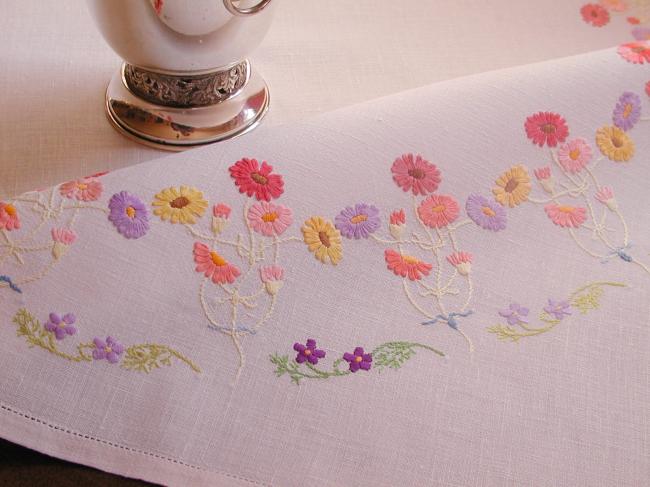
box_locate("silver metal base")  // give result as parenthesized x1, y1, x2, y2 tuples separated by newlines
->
(105, 63, 269, 151)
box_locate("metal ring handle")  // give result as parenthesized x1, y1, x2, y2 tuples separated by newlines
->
(223, 0, 273, 16)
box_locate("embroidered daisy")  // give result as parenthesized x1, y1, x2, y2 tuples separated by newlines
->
(580, 4, 610, 27)
(152, 186, 208, 224)
(557, 138, 593, 173)
(417, 194, 459, 228)
(524, 112, 569, 147)
(492, 165, 532, 207)
(384, 249, 432, 281)
(193, 242, 241, 284)
(0, 202, 20, 231)
(229, 158, 284, 201)
(302, 216, 343, 265)
(465, 194, 507, 231)
(108, 191, 149, 239)
(59, 177, 103, 201)
(247, 202, 293, 237)
(391, 153, 441, 195)
(334, 203, 381, 239)
(595, 126, 635, 162)
(612, 92, 641, 131)
(617, 41, 650, 64)
(544, 204, 587, 228)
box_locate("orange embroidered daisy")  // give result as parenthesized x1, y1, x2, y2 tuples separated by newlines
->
(384, 249, 432, 281)
(417, 194, 459, 228)
(301, 216, 343, 265)
(492, 165, 532, 208)
(595, 126, 634, 162)
(193, 242, 240, 284)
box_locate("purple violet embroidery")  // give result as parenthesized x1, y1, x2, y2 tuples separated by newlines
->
(543, 299, 572, 320)
(108, 191, 150, 239)
(44, 313, 77, 340)
(465, 194, 507, 231)
(293, 339, 326, 364)
(498, 303, 529, 326)
(612, 92, 641, 132)
(343, 347, 373, 372)
(92, 336, 124, 364)
(334, 203, 381, 239)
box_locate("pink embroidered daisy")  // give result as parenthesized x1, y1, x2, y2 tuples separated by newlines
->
(384, 249, 433, 281)
(193, 242, 241, 284)
(229, 158, 284, 201)
(617, 42, 650, 64)
(59, 177, 103, 201)
(247, 202, 293, 237)
(417, 194, 459, 228)
(581, 4, 610, 27)
(525, 112, 569, 147)
(391, 154, 441, 195)
(544, 204, 587, 228)
(0, 202, 20, 231)
(557, 138, 593, 173)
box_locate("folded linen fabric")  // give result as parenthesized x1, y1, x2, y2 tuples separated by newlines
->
(1, 44, 650, 486)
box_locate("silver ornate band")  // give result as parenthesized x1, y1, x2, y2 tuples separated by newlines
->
(123, 61, 250, 108)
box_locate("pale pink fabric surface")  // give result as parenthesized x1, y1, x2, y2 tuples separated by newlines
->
(1, 47, 649, 486)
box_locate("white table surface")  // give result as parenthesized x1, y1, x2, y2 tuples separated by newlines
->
(0, 0, 635, 198)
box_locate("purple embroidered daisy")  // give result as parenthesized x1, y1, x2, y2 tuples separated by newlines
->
(343, 347, 372, 372)
(108, 191, 150, 239)
(293, 339, 326, 364)
(543, 299, 572, 320)
(612, 92, 641, 131)
(465, 194, 507, 231)
(334, 203, 381, 239)
(44, 313, 77, 340)
(92, 336, 124, 364)
(498, 303, 529, 326)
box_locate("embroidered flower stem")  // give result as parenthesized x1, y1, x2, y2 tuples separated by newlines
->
(121, 344, 201, 373)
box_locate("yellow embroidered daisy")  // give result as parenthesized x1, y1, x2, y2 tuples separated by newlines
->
(492, 164, 532, 208)
(301, 216, 343, 265)
(152, 186, 208, 224)
(595, 125, 634, 162)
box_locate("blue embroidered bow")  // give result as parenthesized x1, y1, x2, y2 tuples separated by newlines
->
(209, 324, 257, 336)
(421, 310, 473, 330)
(0, 275, 22, 294)
(602, 244, 633, 263)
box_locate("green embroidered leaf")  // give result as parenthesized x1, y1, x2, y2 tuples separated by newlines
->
(571, 285, 604, 314)
(122, 344, 201, 373)
(486, 325, 524, 342)
(372, 341, 444, 372)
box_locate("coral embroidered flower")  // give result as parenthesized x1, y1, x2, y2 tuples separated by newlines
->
(213, 203, 231, 218)
(534, 167, 555, 193)
(498, 303, 529, 326)
(343, 347, 372, 372)
(152, 186, 208, 224)
(229, 158, 284, 201)
(465, 194, 507, 231)
(391, 153, 441, 195)
(51, 228, 76, 260)
(92, 336, 124, 364)
(612, 92, 641, 131)
(44, 313, 77, 340)
(446, 252, 472, 276)
(389, 209, 406, 239)
(384, 249, 432, 280)
(599, 0, 626, 11)
(628, 16, 640, 24)
(580, 4, 610, 26)
(0, 202, 20, 231)
(632, 27, 650, 41)
(293, 339, 325, 364)
(211, 203, 231, 234)
(557, 138, 593, 173)
(492, 165, 532, 208)
(193, 242, 241, 284)
(260, 265, 284, 295)
(334, 203, 381, 239)
(108, 191, 149, 239)
(543, 299, 572, 320)
(247, 202, 293, 237)
(152, 0, 163, 15)
(544, 204, 587, 228)
(417, 194, 459, 228)
(301, 216, 343, 265)
(595, 125, 635, 162)
(524, 112, 569, 147)
(59, 177, 103, 201)
(617, 41, 650, 64)
(595, 186, 618, 211)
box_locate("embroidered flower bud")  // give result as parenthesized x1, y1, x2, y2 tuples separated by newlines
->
(260, 265, 284, 295)
(211, 203, 231, 234)
(446, 251, 473, 276)
(51, 228, 77, 260)
(389, 209, 406, 240)
(595, 186, 618, 211)
(534, 167, 554, 194)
